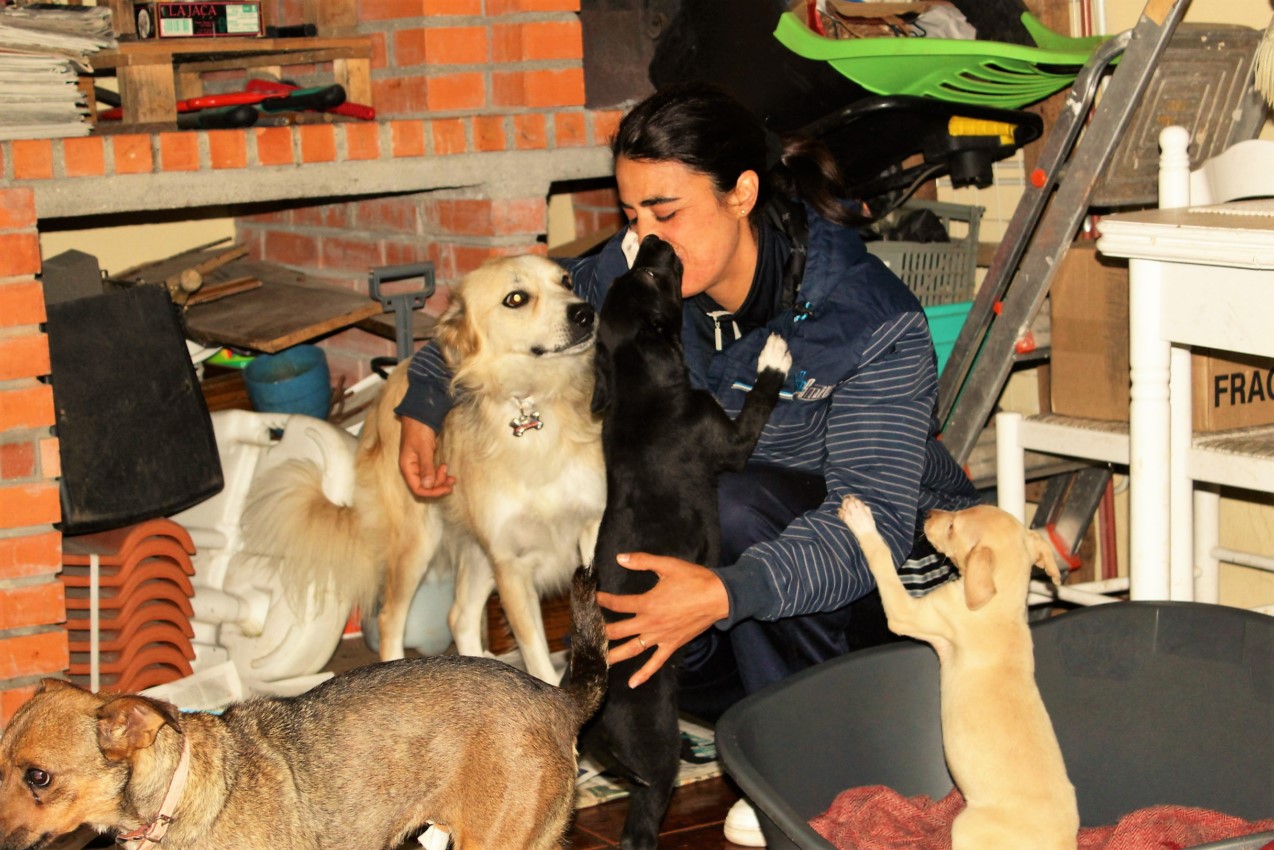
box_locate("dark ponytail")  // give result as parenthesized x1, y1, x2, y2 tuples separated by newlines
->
(612, 82, 869, 229)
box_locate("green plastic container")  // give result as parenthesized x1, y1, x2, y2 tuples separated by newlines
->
(925, 300, 973, 376)
(773, 11, 1110, 108)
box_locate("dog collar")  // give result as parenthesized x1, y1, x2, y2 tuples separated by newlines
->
(116, 737, 191, 850)
(509, 397, 543, 437)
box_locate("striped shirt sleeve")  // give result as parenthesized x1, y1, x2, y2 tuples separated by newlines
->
(714, 311, 938, 625)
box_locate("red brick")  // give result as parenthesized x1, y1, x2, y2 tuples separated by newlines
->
(554, 112, 587, 148)
(158, 131, 199, 171)
(391, 120, 426, 157)
(0, 481, 60, 529)
(0, 334, 49, 381)
(0, 530, 60, 578)
(263, 230, 320, 267)
(423, 0, 481, 13)
(591, 109, 623, 146)
(39, 437, 59, 479)
(573, 187, 620, 207)
(493, 21, 580, 62)
(473, 116, 507, 152)
(513, 113, 547, 150)
(343, 123, 380, 161)
(2, 685, 40, 727)
(0, 281, 45, 327)
(431, 119, 467, 155)
(0, 188, 36, 229)
(369, 31, 390, 69)
(488, 0, 578, 12)
(0, 582, 63, 630)
(255, 127, 294, 166)
(321, 235, 384, 272)
(357, 197, 420, 233)
(423, 26, 488, 65)
(61, 136, 106, 177)
(10, 140, 53, 180)
(112, 134, 154, 175)
(0, 630, 68, 681)
(524, 68, 584, 108)
(431, 199, 490, 236)
(492, 72, 526, 108)
(394, 28, 427, 67)
(0, 442, 36, 480)
(383, 240, 431, 267)
(209, 129, 248, 169)
(373, 75, 430, 117)
(0, 383, 55, 431)
(300, 124, 338, 163)
(0, 233, 40, 279)
(492, 198, 547, 236)
(358, 0, 426, 20)
(292, 203, 348, 229)
(426, 73, 485, 112)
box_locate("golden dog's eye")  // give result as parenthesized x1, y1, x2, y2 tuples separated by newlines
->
(559, 273, 572, 290)
(25, 768, 50, 788)
(503, 291, 529, 309)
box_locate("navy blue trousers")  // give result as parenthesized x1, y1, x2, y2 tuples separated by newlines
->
(678, 464, 896, 722)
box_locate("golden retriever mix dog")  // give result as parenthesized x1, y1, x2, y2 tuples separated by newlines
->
(838, 497, 1079, 850)
(243, 254, 604, 684)
(0, 566, 608, 850)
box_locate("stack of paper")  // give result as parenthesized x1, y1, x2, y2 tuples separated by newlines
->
(0, 5, 116, 141)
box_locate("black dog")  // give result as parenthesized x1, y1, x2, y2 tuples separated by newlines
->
(588, 234, 791, 850)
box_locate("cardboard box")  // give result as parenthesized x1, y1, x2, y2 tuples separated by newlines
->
(1050, 241, 1274, 432)
(136, 3, 263, 39)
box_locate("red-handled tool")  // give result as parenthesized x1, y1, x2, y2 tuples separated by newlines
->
(99, 84, 348, 122)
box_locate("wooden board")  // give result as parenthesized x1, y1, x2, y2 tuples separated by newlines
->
(184, 259, 381, 353)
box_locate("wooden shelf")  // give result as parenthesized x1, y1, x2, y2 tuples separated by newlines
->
(92, 36, 372, 124)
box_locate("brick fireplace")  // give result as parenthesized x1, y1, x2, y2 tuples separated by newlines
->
(0, 0, 629, 718)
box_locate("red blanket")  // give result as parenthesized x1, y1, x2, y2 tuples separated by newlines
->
(810, 786, 1274, 850)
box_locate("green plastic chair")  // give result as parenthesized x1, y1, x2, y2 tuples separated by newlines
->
(773, 11, 1112, 109)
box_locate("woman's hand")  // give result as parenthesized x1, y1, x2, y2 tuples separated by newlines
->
(597, 553, 730, 689)
(398, 416, 456, 498)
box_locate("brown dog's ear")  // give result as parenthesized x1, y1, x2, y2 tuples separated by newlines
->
(433, 298, 477, 371)
(962, 545, 998, 610)
(37, 677, 84, 695)
(1027, 529, 1062, 585)
(96, 696, 182, 762)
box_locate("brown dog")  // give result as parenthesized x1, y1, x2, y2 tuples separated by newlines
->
(838, 497, 1079, 850)
(0, 567, 607, 850)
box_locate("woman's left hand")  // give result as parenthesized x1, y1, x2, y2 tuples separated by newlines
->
(596, 552, 730, 689)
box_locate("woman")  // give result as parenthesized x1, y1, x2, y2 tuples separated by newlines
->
(396, 81, 979, 710)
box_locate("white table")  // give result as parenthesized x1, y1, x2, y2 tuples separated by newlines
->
(1096, 199, 1274, 602)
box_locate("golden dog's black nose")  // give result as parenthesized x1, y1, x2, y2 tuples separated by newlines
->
(569, 302, 595, 327)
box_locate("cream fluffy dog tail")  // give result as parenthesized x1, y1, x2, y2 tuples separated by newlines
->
(241, 458, 380, 615)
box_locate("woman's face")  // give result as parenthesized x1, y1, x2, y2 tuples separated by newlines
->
(614, 156, 758, 310)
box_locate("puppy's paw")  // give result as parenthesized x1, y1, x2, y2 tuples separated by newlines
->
(757, 333, 792, 377)
(838, 495, 877, 539)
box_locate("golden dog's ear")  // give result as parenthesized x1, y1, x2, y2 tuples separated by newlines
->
(590, 341, 613, 414)
(962, 545, 998, 610)
(96, 696, 182, 762)
(433, 298, 477, 370)
(1027, 529, 1062, 585)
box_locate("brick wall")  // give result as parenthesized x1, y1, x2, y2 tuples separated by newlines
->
(0, 187, 65, 722)
(0, 1, 626, 714)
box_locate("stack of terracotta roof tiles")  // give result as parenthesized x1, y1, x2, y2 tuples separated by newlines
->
(60, 518, 196, 692)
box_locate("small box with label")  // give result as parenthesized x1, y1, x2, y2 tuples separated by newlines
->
(137, 3, 264, 39)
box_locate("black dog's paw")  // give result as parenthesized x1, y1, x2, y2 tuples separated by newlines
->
(757, 333, 791, 378)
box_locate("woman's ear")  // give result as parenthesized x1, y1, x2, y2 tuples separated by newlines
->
(729, 169, 760, 218)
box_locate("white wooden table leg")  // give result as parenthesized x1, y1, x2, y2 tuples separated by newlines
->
(1128, 257, 1172, 601)
(1193, 486, 1221, 604)
(995, 411, 1027, 525)
(1169, 344, 1194, 601)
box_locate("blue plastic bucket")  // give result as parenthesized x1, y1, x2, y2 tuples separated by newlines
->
(242, 344, 332, 420)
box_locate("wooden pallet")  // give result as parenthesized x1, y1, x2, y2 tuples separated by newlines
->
(91, 35, 372, 125)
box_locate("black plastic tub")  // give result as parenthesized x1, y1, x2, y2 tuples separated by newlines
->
(716, 601, 1274, 849)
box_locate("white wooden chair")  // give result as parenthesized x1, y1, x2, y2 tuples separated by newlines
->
(996, 125, 1274, 613)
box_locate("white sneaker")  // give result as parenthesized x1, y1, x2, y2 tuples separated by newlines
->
(724, 797, 767, 847)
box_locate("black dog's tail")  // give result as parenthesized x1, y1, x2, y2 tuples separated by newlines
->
(564, 564, 609, 726)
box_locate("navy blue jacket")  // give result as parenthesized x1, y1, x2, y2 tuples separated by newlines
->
(397, 206, 978, 627)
